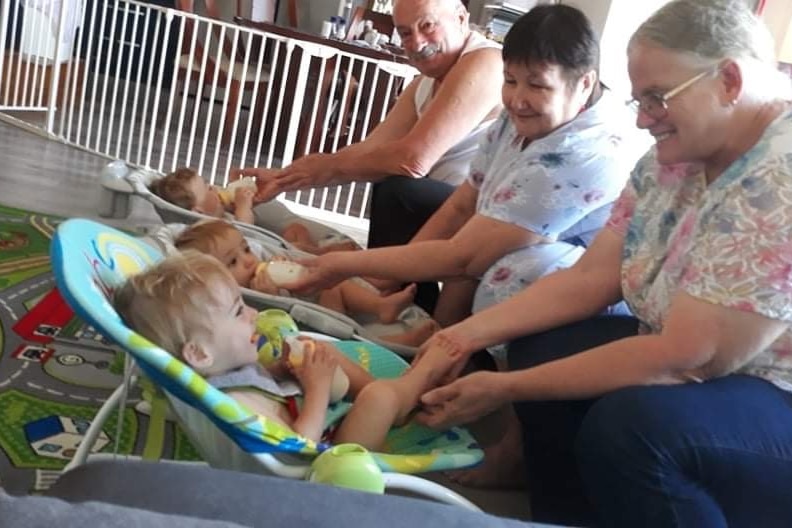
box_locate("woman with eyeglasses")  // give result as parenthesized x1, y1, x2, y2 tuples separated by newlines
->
(410, 0, 792, 526)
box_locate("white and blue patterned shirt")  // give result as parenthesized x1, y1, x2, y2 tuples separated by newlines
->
(469, 90, 644, 318)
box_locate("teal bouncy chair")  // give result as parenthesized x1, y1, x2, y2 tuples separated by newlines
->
(51, 218, 483, 508)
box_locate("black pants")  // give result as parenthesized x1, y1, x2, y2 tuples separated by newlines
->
(367, 175, 455, 314)
(507, 315, 640, 526)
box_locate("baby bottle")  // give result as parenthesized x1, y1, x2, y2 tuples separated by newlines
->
(255, 260, 307, 287)
(217, 176, 257, 207)
(284, 336, 350, 402)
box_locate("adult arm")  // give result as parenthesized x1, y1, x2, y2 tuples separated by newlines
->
(362, 171, 479, 292)
(418, 291, 788, 428)
(291, 190, 544, 293)
(420, 159, 792, 428)
(257, 48, 503, 191)
(424, 227, 626, 358)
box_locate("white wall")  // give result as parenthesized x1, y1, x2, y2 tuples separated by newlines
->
(596, 0, 671, 98)
(761, 0, 792, 60)
(562, 0, 612, 37)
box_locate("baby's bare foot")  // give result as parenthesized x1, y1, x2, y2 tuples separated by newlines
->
(377, 283, 417, 324)
(407, 319, 440, 346)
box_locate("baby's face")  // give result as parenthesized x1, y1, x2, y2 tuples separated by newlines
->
(211, 230, 260, 287)
(196, 279, 260, 374)
(190, 176, 225, 218)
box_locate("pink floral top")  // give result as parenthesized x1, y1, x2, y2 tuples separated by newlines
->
(607, 109, 792, 390)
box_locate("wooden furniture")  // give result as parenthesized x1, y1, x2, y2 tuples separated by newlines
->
(346, 7, 395, 42)
(0, 51, 85, 108)
(235, 0, 298, 27)
(235, 18, 411, 158)
(175, 0, 272, 146)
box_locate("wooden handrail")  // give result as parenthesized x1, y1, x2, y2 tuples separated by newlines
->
(233, 17, 409, 64)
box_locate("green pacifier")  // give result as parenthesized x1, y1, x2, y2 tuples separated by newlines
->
(307, 443, 385, 494)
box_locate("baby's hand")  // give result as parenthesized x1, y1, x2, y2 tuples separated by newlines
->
(229, 167, 282, 203)
(291, 342, 336, 396)
(250, 267, 279, 295)
(234, 187, 255, 210)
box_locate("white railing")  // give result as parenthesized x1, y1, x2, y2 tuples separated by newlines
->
(0, 0, 418, 231)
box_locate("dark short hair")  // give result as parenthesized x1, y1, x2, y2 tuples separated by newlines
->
(502, 4, 599, 81)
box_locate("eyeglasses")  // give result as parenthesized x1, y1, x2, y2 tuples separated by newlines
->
(626, 68, 716, 121)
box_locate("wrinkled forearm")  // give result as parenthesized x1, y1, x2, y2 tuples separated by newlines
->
(502, 335, 708, 402)
(329, 140, 430, 184)
(459, 266, 622, 354)
(333, 239, 472, 283)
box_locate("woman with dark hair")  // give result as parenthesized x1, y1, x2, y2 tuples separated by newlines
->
(290, 4, 643, 332)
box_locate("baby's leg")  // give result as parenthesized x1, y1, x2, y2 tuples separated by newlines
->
(333, 340, 458, 450)
(378, 319, 439, 347)
(433, 278, 478, 328)
(282, 222, 321, 254)
(335, 281, 417, 324)
(318, 286, 345, 314)
(317, 240, 359, 254)
(333, 380, 402, 450)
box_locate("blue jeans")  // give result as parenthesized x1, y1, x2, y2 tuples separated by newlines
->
(507, 316, 792, 527)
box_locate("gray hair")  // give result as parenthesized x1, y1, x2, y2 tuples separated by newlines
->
(629, 0, 776, 66)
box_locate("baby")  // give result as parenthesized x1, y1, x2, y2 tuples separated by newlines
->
(174, 219, 438, 347)
(150, 167, 357, 255)
(113, 251, 452, 449)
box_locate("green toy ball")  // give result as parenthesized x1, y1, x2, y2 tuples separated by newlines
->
(307, 443, 385, 494)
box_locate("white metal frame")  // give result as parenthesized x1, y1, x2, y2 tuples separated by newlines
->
(0, 0, 418, 231)
(66, 351, 480, 511)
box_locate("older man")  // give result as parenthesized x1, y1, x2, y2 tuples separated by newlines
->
(236, 0, 502, 310)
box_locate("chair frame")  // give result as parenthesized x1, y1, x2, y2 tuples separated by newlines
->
(52, 218, 481, 510)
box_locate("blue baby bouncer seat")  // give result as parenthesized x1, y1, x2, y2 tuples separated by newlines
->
(51, 218, 483, 508)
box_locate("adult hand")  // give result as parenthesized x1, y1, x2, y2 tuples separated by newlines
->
(229, 167, 282, 203)
(281, 253, 347, 295)
(416, 370, 506, 430)
(276, 153, 336, 193)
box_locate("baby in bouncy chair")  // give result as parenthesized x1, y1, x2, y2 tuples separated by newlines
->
(112, 251, 452, 449)
(173, 219, 439, 347)
(149, 167, 357, 255)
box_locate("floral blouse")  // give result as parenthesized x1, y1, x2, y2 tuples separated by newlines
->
(470, 90, 642, 316)
(607, 109, 792, 391)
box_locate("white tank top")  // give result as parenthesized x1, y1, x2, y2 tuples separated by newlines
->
(413, 31, 501, 185)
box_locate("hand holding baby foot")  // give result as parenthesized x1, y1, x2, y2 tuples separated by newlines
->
(411, 329, 470, 385)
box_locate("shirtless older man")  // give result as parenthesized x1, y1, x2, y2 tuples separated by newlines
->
(235, 0, 502, 310)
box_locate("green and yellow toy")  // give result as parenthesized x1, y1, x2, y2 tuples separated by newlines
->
(255, 309, 350, 402)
